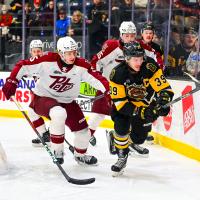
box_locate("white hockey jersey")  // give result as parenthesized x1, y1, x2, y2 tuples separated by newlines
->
(90, 39, 124, 79)
(90, 39, 164, 79)
(9, 52, 109, 103)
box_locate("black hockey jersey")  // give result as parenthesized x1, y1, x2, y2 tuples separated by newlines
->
(109, 57, 174, 116)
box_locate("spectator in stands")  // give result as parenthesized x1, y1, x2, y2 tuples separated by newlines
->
(0, 4, 13, 36)
(169, 25, 181, 49)
(56, 9, 70, 37)
(168, 27, 198, 77)
(42, 0, 54, 27)
(151, 0, 169, 22)
(119, 0, 146, 26)
(24, 2, 32, 16)
(152, 30, 164, 47)
(87, 0, 108, 57)
(173, 0, 199, 31)
(67, 10, 83, 37)
(29, 0, 43, 26)
(186, 39, 200, 79)
(29, 0, 46, 10)
(9, 0, 22, 17)
(9, 1, 22, 42)
(28, 0, 44, 36)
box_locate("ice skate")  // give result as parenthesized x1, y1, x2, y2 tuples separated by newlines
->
(75, 154, 98, 166)
(54, 150, 64, 165)
(129, 143, 149, 158)
(32, 131, 50, 147)
(111, 149, 128, 177)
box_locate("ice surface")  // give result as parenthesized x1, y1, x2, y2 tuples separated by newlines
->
(0, 117, 200, 200)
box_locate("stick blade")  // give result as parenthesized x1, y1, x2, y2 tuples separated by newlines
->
(68, 177, 95, 185)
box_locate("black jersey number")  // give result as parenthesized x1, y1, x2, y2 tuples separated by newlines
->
(110, 86, 118, 95)
(155, 75, 167, 86)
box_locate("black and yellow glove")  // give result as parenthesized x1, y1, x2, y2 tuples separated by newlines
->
(138, 105, 159, 123)
(156, 91, 171, 116)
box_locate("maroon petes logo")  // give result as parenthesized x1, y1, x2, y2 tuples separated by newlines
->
(50, 76, 74, 92)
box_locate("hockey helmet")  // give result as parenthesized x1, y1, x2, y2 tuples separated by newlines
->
(30, 40, 43, 49)
(141, 22, 155, 34)
(123, 41, 145, 59)
(57, 36, 78, 54)
(119, 21, 137, 36)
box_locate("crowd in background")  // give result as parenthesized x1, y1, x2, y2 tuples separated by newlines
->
(0, 0, 199, 79)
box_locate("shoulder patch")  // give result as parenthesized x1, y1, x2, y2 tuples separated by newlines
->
(109, 69, 115, 80)
(146, 63, 156, 72)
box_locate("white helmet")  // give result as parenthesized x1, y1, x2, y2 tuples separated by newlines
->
(119, 21, 137, 36)
(57, 36, 78, 54)
(30, 40, 43, 49)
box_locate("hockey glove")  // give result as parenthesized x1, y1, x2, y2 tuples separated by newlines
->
(157, 91, 171, 105)
(138, 106, 159, 123)
(156, 91, 171, 116)
(2, 77, 19, 100)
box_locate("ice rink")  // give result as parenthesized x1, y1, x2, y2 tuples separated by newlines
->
(0, 117, 200, 200)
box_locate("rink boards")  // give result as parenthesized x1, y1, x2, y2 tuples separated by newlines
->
(1, 72, 200, 161)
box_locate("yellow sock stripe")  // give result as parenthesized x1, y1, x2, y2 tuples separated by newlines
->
(114, 134, 129, 149)
(114, 134, 128, 141)
(115, 143, 129, 149)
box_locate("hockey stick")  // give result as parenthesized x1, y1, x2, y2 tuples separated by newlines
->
(183, 72, 200, 85)
(11, 96, 95, 185)
(162, 80, 200, 109)
(144, 79, 200, 126)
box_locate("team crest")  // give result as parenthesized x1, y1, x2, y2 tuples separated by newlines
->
(146, 63, 156, 72)
(126, 83, 147, 100)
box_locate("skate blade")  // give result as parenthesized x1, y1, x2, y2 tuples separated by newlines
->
(129, 151, 149, 158)
(75, 161, 99, 166)
(112, 169, 124, 177)
(32, 142, 51, 147)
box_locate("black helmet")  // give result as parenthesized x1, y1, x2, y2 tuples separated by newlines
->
(123, 41, 145, 59)
(141, 22, 155, 34)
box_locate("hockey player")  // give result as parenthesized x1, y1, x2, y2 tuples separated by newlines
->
(27, 40, 51, 147)
(109, 41, 174, 176)
(138, 22, 164, 70)
(88, 21, 137, 146)
(106, 23, 166, 149)
(29, 39, 43, 58)
(2, 36, 110, 165)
